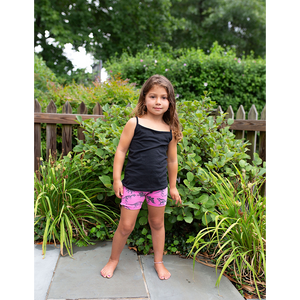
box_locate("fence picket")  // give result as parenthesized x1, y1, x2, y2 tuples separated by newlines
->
(235, 105, 245, 139)
(62, 101, 73, 156)
(77, 102, 87, 142)
(46, 100, 57, 160)
(259, 106, 266, 163)
(225, 105, 234, 132)
(216, 105, 223, 116)
(247, 104, 258, 163)
(93, 102, 103, 115)
(34, 99, 41, 176)
(225, 105, 234, 120)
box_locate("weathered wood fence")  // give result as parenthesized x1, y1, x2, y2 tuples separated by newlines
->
(34, 99, 266, 174)
(34, 99, 104, 173)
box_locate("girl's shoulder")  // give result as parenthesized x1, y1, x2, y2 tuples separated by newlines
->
(126, 117, 138, 126)
(123, 117, 138, 131)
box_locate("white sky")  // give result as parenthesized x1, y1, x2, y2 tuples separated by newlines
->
(35, 42, 108, 82)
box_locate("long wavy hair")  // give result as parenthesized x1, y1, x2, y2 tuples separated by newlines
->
(133, 74, 183, 142)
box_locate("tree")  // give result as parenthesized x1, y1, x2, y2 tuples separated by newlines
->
(34, 0, 266, 78)
(170, 0, 266, 58)
(34, 0, 176, 76)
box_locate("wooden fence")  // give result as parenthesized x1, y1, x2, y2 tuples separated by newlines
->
(34, 99, 266, 175)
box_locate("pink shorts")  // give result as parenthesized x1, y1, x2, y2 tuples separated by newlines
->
(120, 186, 168, 210)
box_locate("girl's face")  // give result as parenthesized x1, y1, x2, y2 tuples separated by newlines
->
(144, 85, 169, 117)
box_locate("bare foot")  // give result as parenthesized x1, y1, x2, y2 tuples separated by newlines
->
(154, 262, 171, 280)
(100, 258, 118, 278)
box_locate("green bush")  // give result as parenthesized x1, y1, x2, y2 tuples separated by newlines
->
(73, 102, 135, 201)
(35, 70, 139, 160)
(34, 152, 119, 257)
(74, 92, 266, 256)
(188, 166, 266, 299)
(105, 42, 266, 114)
(163, 93, 265, 235)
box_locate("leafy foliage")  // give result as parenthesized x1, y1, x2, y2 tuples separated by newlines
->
(188, 166, 266, 299)
(35, 54, 139, 161)
(73, 102, 135, 204)
(163, 93, 265, 233)
(34, 0, 265, 78)
(105, 43, 266, 114)
(34, 152, 119, 257)
(170, 0, 266, 58)
(74, 92, 266, 241)
(35, 73, 139, 114)
(34, 0, 175, 77)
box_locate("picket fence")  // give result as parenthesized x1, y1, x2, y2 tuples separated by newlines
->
(34, 99, 266, 175)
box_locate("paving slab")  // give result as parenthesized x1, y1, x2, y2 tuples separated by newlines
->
(141, 255, 244, 300)
(47, 241, 149, 300)
(34, 244, 60, 300)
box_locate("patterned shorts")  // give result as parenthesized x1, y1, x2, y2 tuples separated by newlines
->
(120, 186, 168, 210)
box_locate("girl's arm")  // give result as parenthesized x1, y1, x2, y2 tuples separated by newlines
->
(167, 135, 182, 205)
(113, 118, 136, 198)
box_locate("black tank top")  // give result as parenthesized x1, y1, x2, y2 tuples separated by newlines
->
(122, 117, 172, 191)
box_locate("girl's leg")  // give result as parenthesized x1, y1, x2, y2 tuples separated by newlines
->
(101, 206, 140, 278)
(147, 205, 171, 280)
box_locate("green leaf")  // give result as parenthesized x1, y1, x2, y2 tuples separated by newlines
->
(239, 159, 247, 168)
(164, 206, 173, 214)
(141, 228, 148, 235)
(99, 175, 112, 188)
(76, 115, 83, 123)
(186, 236, 195, 243)
(183, 179, 191, 188)
(184, 215, 193, 223)
(186, 128, 194, 134)
(113, 138, 119, 147)
(168, 215, 177, 223)
(253, 152, 262, 166)
(227, 118, 234, 126)
(226, 151, 234, 158)
(96, 149, 104, 157)
(202, 213, 211, 225)
(185, 202, 200, 209)
(111, 123, 117, 130)
(139, 216, 148, 225)
(187, 172, 194, 182)
(177, 215, 184, 221)
(199, 194, 209, 203)
(136, 237, 145, 245)
(203, 199, 215, 208)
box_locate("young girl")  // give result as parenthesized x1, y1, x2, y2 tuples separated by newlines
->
(100, 74, 182, 280)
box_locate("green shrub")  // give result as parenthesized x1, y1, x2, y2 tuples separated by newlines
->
(35, 73, 139, 161)
(105, 42, 266, 114)
(73, 101, 135, 194)
(74, 92, 266, 255)
(188, 166, 266, 299)
(35, 74, 139, 114)
(163, 92, 265, 234)
(34, 152, 119, 257)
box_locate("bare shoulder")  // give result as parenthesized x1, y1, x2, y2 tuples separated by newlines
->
(122, 117, 137, 135)
(118, 117, 137, 151)
(127, 117, 137, 126)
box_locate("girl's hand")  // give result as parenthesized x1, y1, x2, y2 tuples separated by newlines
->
(170, 187, 182, 205)
(113, 180, 123, 198)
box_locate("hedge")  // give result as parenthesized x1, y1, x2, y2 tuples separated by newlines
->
(104, 42, 266, 114)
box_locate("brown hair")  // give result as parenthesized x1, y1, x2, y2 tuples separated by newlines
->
(133, 74, 182, 142)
